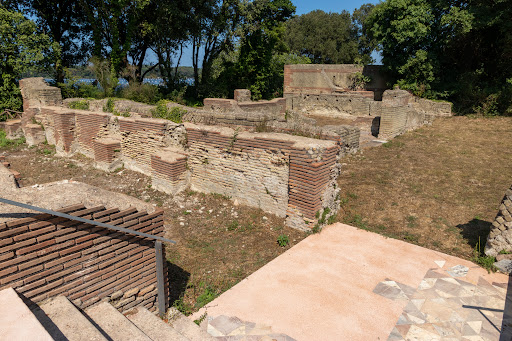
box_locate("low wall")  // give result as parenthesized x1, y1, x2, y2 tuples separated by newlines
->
(378, 89, 448, 139)
(485, 185, 512, 257)
(16, 78, 344, 231)
(185, 123, 341, 227)
(0, 203, 168, 313)
(285, 92, 380, 117)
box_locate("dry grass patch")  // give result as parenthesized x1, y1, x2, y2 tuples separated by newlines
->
(335, 116, 512, 259)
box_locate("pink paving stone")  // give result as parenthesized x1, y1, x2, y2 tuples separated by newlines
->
(0, 287, 53, 340)
(191, 223, 509, 341)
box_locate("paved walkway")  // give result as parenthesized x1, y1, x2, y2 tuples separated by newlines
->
(192, 223, 511, 340)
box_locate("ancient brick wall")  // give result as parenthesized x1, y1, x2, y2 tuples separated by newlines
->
(185, 123, 340, 229)
(0, 204, 168, 313)
(378, 89, 438, 139)
(485, 185, 512, 257)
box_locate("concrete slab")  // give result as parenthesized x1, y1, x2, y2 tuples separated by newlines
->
(191, 223, 510, 341)
(0, 288, 53, 341)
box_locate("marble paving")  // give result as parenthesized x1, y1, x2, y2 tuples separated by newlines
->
(207, 315, 297, 341)
(373, 262, 512, 340)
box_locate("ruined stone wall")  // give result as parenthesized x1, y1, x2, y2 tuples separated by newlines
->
(285, 92, 380, 117)
(185, 123, 340, 230)
(19, 78, 343, 231)
(485, 185, 512, 257)
(0, 204, 168, 313)
(378, 89, 440, 139)
(283, 64, 387, 95)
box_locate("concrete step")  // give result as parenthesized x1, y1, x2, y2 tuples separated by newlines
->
(126, 307, 189, 341)
(0, 288, 53, 341)
(167, 307, 215, 341)
(34, 296, 107, 341)
(85, 301, 151, 341)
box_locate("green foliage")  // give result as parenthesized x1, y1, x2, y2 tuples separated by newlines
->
(0, 8, 54, 111)
(103, 98, 116, 113)
(472, 238, 497, 273)
(0, 129, 25, 148)
(118, 83, 162, 105)
(151, 100, 187, 123)
(368, 0, 512, 114)
(277, 234, 289, 247)
(285, 10, 360, 64)
(68, 100, 90, 110)
(195, 283, 218, 309)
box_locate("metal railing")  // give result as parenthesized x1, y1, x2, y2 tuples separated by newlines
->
(0, 197, 174, 315)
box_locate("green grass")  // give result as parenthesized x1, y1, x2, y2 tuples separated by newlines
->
(0, 130, 25, 148)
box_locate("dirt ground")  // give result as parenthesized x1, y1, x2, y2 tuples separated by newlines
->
(335, 116, 512, 260)
(2, 145, 307, 315)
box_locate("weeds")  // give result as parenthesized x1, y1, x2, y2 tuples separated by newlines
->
(68, 100, 90, 110)
(152, 100, 187, 123)
(0, 130, 25, 148)
(277, 234, 289, 247)
(472, 237, 497, 272)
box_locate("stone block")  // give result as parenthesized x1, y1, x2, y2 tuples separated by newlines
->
(234, 89, 251, 102)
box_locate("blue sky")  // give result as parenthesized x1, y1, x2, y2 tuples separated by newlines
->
(293, 0, 379, 15)
(172, 0, 381, 67)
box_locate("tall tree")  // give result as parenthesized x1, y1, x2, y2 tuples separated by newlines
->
(17, 0, 90, 83)
(232, 0, 295, 99)
(0, 8, 53, 111)
(284, 10, 359, 64)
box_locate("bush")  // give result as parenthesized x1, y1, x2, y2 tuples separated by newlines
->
(151, 100, 187, 123)
(68, 100, 90, 110)
(118, 83, 162, 104)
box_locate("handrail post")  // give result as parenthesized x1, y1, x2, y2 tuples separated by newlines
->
(155, 241, 166, 317)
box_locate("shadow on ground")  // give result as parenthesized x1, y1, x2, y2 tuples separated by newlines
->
(457, 218, 492, 249)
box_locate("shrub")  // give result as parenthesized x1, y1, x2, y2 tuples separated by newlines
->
(152, 100, 187, 123)
(68, 100, 89, 110)
(118, 83, 162, 104)
(277, 234, 289, 247)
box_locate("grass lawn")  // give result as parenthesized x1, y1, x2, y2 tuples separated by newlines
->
(335, 116, 512, 260)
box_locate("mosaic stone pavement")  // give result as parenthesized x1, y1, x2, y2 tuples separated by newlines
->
(206, 315, 297, 341)
(373, 262, 512, 340)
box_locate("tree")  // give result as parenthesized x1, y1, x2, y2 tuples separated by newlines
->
(284, 10, 359, 64)
(0, 8, 53, 112)
(367, 0, 512, 114)
(231, 0, 295, 99)
(19, 0, 90, 83)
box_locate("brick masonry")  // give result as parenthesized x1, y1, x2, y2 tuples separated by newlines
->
(485, 185, 512, 257)
(18, 78, 343, 231)
(0, 204, 168, 313)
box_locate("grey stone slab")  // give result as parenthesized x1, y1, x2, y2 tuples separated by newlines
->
(209, 315, 245, 336)
(446, 265, 469, 278)
(495, 259, 512, 274)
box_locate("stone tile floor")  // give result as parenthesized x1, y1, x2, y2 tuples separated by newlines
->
(374, 261, 512, 340)
(207, 315, 297, 341)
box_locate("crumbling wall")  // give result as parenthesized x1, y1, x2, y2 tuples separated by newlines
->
(377, 89, 442, 139)
(285, 92, 379, 117)
(485, 185, 512, 257)
(0, 202, 168, 313)
(283, 64, 387, 95)
(185, 123, 340, 230)
(19, 78, 343, 231)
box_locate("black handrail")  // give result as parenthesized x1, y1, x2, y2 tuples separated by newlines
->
(0, 197, 176, 244)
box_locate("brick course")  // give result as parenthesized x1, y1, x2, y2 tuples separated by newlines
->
(0, 204, 168, 313)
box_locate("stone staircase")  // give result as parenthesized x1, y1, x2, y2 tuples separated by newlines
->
(1, 288, 296, 341)
(1, 288, 214, 341)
